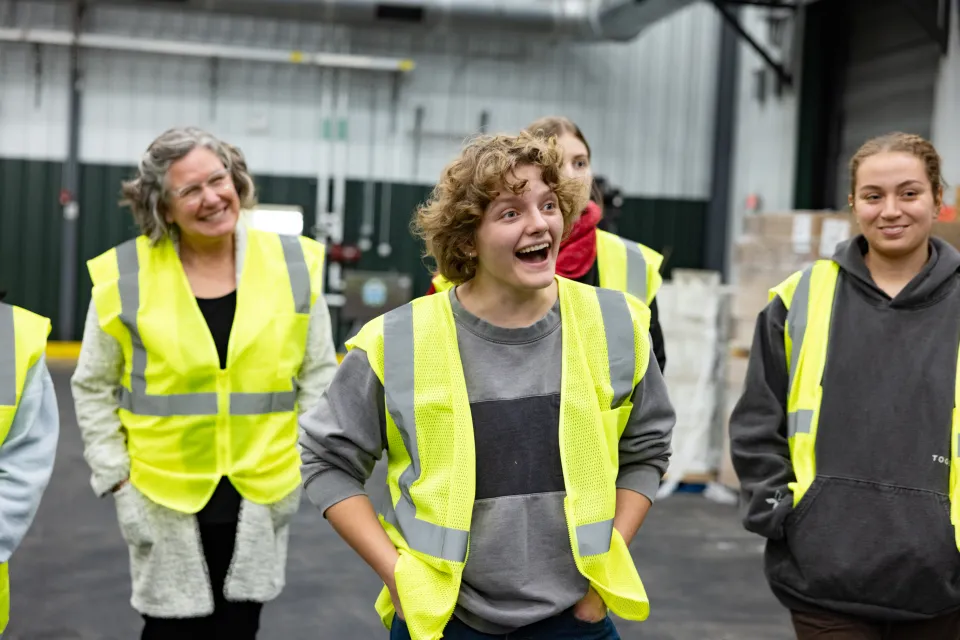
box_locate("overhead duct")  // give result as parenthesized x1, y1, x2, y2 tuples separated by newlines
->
(55, 0, 699, 42)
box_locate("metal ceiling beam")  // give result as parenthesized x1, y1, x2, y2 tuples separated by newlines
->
(708, 0, 794, 88)
(896, 0, 951, 54)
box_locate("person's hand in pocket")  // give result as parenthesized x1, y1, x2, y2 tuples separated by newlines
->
(572, 586, 607, 623)
(387, 557, 405, 621)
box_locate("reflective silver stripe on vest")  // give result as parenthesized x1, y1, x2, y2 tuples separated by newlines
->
(113, 237, 306, 417)
(786, 266, 814, 438)
(381, 303, 470, 563)
(279, 235, 311, 314)
(578, 288, 638, 556)
(596, 288, 637, 409)
(0, 305, 16, 407)
(230, 389, 297, 415)
(577, 518, 614, 557)
(619, 237, 648, 301)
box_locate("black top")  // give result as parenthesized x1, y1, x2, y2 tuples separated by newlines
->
(195, 290, 242, 525)
(575, 260, 667, 374)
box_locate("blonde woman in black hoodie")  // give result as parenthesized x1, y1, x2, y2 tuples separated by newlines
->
(730, 132, 960, 639)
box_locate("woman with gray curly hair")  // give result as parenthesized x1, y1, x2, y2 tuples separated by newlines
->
(70, 126, 339, 639)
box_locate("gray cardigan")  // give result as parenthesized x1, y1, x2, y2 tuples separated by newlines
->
(70, 221, 339, 618)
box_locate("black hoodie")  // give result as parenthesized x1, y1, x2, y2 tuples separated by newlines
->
(730, 235, 960, 621)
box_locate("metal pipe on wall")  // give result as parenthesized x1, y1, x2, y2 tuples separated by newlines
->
(0, 27, 416, 72)
(57, 0, 83, 340)
(43, 0, 699, 43)
(705, 4, 741, 281)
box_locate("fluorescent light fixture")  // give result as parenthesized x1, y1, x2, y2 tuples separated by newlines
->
(0, 28, 415, 73)
(245, 205, 304, 237)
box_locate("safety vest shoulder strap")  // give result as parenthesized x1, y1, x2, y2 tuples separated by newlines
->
(250, 229, 327, 311)
(595, 230, 663, 304)
(345, 313, 387, 383)
(0, 303, 51, 442)
(769, 260, 839, 380)
(431, 274, 454, 293)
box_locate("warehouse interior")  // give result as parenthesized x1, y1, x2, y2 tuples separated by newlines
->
(1, 0, 958, 637)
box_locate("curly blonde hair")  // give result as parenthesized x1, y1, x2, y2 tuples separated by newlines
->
(120, 127, 257, 244)
(413, 131, 589, 284)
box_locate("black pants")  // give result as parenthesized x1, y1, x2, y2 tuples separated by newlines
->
(141, 522, 263, 640)
(792, 609, 960, 640)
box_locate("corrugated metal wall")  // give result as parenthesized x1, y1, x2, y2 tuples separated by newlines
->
(1, 0, 719, 198)
(1, 0, 721, 338)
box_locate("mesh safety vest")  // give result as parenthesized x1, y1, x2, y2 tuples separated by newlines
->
(431, 231, 664, 305)
(0, 302, 52, 633)
(771, 260, 960, 549)
(348, 277, 653, 640)
(87, 230, 325, 513)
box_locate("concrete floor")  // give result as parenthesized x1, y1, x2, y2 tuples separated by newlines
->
(6, 363, 794, 639)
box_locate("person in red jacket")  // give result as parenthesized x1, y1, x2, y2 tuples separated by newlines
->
(428, 116, 667, 372)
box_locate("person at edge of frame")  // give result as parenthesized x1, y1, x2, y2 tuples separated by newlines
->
(0, 290, 59, 638)
(425, 115, 668, 374)
(299, 130, 676, 640)
(70, 127, 339, 640)
(730, 131, 960, 640)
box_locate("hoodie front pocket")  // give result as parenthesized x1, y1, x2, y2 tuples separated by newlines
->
(779, 475, 960, 616)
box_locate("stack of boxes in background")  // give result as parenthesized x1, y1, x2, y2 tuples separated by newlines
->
(656, 269, 730, 492)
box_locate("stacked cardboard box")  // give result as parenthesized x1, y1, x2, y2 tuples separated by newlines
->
(730, 211, 856, 352)
(657, 269, 730, 487)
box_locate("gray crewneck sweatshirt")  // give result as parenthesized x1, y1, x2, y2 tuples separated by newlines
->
(300, 288, 675, 633)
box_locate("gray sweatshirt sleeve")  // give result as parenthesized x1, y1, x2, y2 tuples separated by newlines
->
(295, 296, 340, 416)
(70, 300, 131, 497)
(0, 356, 59, 563)
(728, 297, 795, 540)
(616, 344, 676, 503)
(299, 348, 387, 516)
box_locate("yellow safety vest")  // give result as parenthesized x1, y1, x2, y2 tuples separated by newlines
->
(0, 302, 52, 633)
(348, 277, 653, 640)
(87, 230, 325, 513)
(430, 231, 663, 305)
(771, 260, 960, 549)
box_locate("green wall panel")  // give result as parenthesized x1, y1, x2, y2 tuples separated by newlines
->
(342, 180, 435, 295)
(0, 159, 63, 327)
(614, 197, 708, 278)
